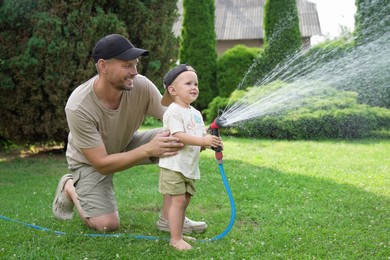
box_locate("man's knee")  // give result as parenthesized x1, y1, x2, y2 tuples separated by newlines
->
(86, 212, 120, 232)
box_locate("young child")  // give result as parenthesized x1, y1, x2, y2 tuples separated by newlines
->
(159, 64, 223, 250)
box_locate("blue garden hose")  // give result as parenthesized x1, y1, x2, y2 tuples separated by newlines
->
(0, 161, 235, 242)
(203, 162, 236, 242)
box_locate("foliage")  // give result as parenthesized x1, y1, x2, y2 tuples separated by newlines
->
(203, 97, 229, 123)
(351, 57, 390, 109)
(111, 0, 179, 82)
(141, 116, 162, 127)
(204, 0, 389, 137)
(354, 0, 390, 45)
(217, 45, 261, 98)
(0, 136, 14, 152)
(179, 0, 217, 110)
(353, 0, 390, 108)
(300, 38, 355, 72)
(203, 89, 247, 123)
(239, 50, 269, 89)
(263, 0, 301, 67)
(236, 86, 390, 139)
(0, 0, 178, 145)
(298, 35, 390, 109)
(243, 0, 301, 88)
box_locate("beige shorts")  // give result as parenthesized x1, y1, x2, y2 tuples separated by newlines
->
(72, 165, 117, 218)
(159, 167, 196, 196)
(72, 129, 161, 218)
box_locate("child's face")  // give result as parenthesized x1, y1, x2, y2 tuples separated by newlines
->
(168, 71, 199, 106)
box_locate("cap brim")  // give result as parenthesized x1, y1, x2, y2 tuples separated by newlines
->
(161, 90, 173, 106)
(115, 47, 149, 61)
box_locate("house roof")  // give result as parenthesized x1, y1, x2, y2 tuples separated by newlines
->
(173, 0, 322, 40)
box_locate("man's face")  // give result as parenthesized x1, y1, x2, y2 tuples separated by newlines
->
(105, 58, 139, 91)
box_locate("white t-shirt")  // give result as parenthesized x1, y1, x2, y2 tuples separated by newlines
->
(65, 74, 165, 169)
(158, 102, 206, 180)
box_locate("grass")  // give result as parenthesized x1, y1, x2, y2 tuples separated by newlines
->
(0, 136, 389, 259)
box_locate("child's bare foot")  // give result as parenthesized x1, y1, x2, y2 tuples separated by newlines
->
(170, 239, 193, 250)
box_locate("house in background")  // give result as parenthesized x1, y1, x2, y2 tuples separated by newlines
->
(173, 0, 322, 55)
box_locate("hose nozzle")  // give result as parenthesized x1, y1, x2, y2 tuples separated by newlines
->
(208, 117, 226, 164)
(209, 116, 227, 130)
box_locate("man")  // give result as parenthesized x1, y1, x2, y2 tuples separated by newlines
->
(52, 34, 207, 233)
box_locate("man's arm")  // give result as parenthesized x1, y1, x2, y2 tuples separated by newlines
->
(81, 131, 183, 175)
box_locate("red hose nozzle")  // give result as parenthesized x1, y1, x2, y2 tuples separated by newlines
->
(209, 117, 224, 163)
(209, 118, 220, 130)
(209, 116, 227, 130)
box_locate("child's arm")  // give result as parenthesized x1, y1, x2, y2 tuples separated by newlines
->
(173, 132, 222, 149)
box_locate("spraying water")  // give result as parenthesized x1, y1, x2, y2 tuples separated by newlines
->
(218, 1, 390, 128)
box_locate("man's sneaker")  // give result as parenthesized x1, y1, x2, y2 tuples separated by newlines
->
(156, 216, 207, 234)
(52, 174, 74, 220)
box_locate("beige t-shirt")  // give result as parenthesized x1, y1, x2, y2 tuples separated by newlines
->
(158, 102, 206, 180)
(65, 75, 165, 169)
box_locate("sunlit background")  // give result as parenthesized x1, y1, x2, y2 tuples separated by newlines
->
(310, 0, 357, 44)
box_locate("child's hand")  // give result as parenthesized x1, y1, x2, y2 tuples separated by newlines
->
(203, 135, 223, 149)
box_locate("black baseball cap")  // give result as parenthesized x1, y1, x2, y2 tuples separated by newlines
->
(92, 34, 149, 63)
(162, 64, 196, 106)
(163, 64, 190, 89)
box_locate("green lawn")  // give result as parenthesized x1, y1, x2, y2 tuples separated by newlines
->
(1, 137, 389, 259)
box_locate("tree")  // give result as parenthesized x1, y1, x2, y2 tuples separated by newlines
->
(244, 0, 301, 88)
(179, 0, 217, 110)
(0, 0, 178, 145)
(263, 0, 301, 72)
(353, 0, 390, 108)
(354, 0, 390, 45)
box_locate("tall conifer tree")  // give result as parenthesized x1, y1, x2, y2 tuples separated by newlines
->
(263, 0, 301, 71)
(243, 0, 301, 88)
(354, 0, 390, 45)
(179, 0, 217, 110)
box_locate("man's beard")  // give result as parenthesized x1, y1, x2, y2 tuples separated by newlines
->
(119, 78, 134, 91)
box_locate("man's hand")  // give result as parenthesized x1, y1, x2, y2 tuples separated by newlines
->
(146, 130, 184, 158)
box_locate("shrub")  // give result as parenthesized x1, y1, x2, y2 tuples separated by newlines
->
(0, 0, 178, 146)
(306, 36, 389, 109)
(297, 38, 355, 78)
(229, 84, 390, 139)
(141, 116, 162, 127)
(203, 89, 247, 123)
(203, 96, 229, 123)
(217, 45, 260, 97)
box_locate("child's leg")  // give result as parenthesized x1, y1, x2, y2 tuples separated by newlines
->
(182, 193, 196, 242)
(169, 193, 192, 250)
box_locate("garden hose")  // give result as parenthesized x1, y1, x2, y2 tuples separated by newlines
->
(0, 119, 236, 242)
(0, 162, 235, 242)
(204, 116, 236, 241)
